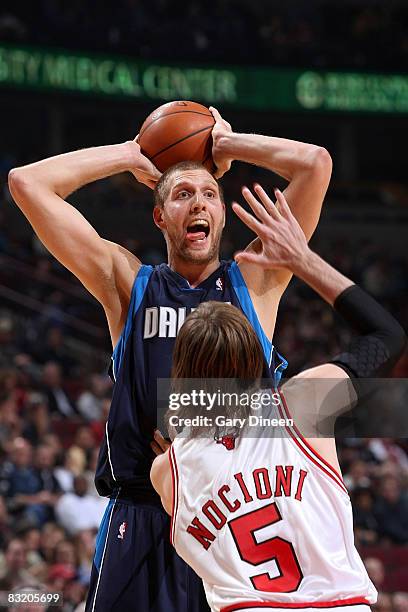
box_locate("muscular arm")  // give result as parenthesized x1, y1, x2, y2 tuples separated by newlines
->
(8, 142, 158, 345)
(218, 132, 332, 244)
(211, 115, 331, 337)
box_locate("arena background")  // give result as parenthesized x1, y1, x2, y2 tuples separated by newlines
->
(0, 1, 407, 610)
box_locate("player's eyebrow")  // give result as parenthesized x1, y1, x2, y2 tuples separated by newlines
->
(171, 180, 218, 195)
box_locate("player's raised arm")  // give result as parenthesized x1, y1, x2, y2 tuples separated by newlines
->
(236, 185, 406, 423)
(8, 141, 161, 344)
(210, 106, 332, 244)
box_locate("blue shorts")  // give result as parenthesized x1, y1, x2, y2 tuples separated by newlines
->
(85, 495, 210, 612)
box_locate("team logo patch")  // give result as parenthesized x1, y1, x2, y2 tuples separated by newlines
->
(118, 521, 127, 540)
(216, 277, 223, 291)
(217, 435, 235, 450)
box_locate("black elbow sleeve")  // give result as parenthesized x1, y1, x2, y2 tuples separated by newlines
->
(330, 285, 407, 378)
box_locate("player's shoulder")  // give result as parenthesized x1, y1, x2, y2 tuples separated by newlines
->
(292, 363, 351, 381)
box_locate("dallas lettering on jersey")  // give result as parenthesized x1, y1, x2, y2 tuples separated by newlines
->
(187, 465, 308, 550)
(144, 304, 230, 339)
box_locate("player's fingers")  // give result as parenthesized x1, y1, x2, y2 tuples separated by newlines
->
(214, 162, 231, 179)
(242, 187, 271, 224)
(209, 106, 222, 122)
(234, 251, 270, 268)
(154, 429, 171, 451)
(253, 184, 281, 219)
(232, 202, 266, 237)
(150, 441, 163, 456)
(275, 189, 292, 220)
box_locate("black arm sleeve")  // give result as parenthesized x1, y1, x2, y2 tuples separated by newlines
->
(330, 284, 407, 379)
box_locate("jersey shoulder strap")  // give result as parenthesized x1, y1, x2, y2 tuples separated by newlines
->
(110, 264, 153, 381)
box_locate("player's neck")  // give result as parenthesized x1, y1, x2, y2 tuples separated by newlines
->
(169, 257, 221, 287)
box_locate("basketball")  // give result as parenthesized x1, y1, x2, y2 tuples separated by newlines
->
(138, 101, 215, 173)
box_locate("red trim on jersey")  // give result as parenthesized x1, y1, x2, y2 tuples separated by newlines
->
(168, 446, 179, 546)
(277, 390, 348, 495)
(279, 390, 345, 483)
(221, 596, 370, 611)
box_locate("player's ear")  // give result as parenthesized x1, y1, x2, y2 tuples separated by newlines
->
(153, 205, 166, 230)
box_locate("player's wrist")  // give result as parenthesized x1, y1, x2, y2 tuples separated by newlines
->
(290, 247, 317, 279)
(213, 131, 238, 161)
(123, 140, 142, 172)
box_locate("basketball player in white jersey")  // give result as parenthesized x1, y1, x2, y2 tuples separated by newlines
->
(151, 187, 406, 612)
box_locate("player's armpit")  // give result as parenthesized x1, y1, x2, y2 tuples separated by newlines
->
(102, 241, 141, 347)
(238, 255, 289, 341)
(282, 364, 357, 438)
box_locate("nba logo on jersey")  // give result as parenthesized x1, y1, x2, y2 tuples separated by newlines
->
(216, 277, 223, 291)
(117, 522, 127, 540)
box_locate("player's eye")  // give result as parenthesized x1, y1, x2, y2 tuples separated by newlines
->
(177, 190, 190, 199)
(205, 191, 216, 198)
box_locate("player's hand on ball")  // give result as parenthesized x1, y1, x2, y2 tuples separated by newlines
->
(127, 138, 162, 189)
(209, 106, 233, 179)
(151, 429, 171, 456)
(233, 185, 309, 271)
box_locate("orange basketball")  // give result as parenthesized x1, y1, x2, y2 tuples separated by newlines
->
(138, 101, 215, 173)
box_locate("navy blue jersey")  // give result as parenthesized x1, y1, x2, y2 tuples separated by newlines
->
(95, 261, 287, 499)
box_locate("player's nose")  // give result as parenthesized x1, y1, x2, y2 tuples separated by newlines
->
(190, 194, 206, 212)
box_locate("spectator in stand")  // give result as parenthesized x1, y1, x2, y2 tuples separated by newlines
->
(89, 396, 111, 445)
(364, 557, 387, 609)
(39, 522, 65, 565)
(368, 438, 408, 474)
(0, 391, 22, 450)
(75, 529, 95, 585)
(372, 593, 392, 611)
(5, 437, 58, 527)
(343, 459, 372, 492)
(32, 326, 75, 375)
(352, 488, 379, 546)
(22, 392, 51, 446)
(0, 538, 37, 590)
(77, 373, 111, 421)
(55, 475, 107, 536)
(21, 527, 46, 579)
(374, 476, 408, 544)
(73, 426, 96, 461)
(34, 444, 61, 510)
(54, 446, 87, 493)
(41, 361, 77, 418)
(393, 592, 408, 611)
(0, 496, 13, 549)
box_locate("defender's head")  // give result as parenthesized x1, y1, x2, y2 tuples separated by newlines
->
(172, 301, 264, 379)
(153, 162, 225, 265)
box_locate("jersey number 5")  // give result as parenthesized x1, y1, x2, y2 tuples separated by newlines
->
(228, 502, 303, 592)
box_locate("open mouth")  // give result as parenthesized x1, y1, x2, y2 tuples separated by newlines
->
(185, 219, 210, 242)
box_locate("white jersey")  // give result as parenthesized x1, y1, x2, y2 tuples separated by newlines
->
(169, 397, 376, 612)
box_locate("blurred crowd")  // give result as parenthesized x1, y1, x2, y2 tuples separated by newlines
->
(0, 166, 407, 610)
(0, 0, 407, 70)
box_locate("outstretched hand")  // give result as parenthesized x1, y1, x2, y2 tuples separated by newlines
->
(233, 185, 309, 272)
(128, 137, 162, 189)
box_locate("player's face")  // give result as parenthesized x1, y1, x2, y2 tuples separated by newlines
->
(157, 169, 225, 264)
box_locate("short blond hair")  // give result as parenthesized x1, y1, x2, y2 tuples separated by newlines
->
(153, 161, 224, 208)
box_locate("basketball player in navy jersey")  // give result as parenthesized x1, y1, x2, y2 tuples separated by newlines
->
(151, 188, 405, 612)
(9, 108, 332, 611)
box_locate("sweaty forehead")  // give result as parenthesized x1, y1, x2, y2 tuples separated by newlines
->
(169, 170, 218, 191)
